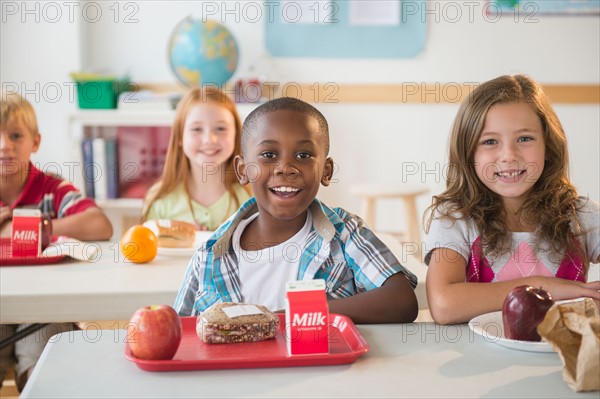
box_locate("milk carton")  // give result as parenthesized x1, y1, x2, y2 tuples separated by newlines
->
(11, 209, 42, 257)
(285, 279, 329, 355)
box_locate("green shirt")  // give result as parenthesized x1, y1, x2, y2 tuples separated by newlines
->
(144, 183, 250, 231)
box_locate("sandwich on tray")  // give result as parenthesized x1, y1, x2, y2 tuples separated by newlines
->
(197, 302, 280, 344)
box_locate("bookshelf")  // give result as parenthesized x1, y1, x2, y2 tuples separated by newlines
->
(68, 110, 176, 130)
(68, 105, 258, 239)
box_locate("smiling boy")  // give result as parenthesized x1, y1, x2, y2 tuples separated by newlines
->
(175, 97, 418, 324)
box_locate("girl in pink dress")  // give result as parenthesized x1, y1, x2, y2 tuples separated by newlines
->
(423, 75, 600, 324)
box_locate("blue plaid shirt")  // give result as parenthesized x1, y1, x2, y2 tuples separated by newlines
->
(174, 197, 418, 316)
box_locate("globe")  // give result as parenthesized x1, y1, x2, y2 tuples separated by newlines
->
(168, 17, 239, 87)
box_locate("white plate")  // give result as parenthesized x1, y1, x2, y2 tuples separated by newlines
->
(157, 231, 214, 257)
(468, 311, 554, 353)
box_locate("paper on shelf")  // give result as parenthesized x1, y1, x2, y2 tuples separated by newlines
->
(349, 0, 400, 26)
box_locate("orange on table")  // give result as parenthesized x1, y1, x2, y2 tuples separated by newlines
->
(120, 225, 158, 263)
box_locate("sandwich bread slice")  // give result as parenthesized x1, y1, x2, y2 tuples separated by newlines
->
(197, 302, 280, 344)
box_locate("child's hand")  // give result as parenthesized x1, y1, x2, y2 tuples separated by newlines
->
(538, 277, 600, 303)
(0, 206, 12, 224)
(0, 206, 12, 237)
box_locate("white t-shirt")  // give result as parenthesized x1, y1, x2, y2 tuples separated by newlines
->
(233, 212, 313, 311)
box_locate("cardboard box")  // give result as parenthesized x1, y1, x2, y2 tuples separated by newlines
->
(11, 209, 42, 257)
(285, 279, 329, 355)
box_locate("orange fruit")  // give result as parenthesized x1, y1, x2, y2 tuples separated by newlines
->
(120, 225, 158, 264)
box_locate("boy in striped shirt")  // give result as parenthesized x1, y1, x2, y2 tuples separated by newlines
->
(0, 91, 112, 392)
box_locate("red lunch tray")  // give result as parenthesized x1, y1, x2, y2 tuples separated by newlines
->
(125, 314, 369, 372)
(0, 238, 66, 266)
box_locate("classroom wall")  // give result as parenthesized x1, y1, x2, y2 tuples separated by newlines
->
(1, 1, 598, 234)
(76, 1, 600, 83)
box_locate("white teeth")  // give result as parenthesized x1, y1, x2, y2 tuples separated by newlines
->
(272, 186, 299, 193)
(497, 171, 522, 178)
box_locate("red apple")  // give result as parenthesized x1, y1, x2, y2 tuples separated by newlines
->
(128, 305, 182, 360)
(502, 285, 554, 341)
(41, 215, 52, 250)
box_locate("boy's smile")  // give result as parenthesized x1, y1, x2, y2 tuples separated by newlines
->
(235, 110, 333, 228)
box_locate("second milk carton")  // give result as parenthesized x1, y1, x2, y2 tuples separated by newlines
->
(11, 209, 42, 257)
(285, 279, 329, 355)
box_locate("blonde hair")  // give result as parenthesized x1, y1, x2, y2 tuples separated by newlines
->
(0, 91, 39, 137)
(424, 75, 582, 258)
(142, 87, 248, 223)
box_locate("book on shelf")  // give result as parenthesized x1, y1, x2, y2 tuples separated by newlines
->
(117, 126, 169, 199)
(105, 138, 119, 199)
(81, 137, 119, 201)
(92, 138, 108, 201)
(81, 138, 95, 199)
(81, 127, 170, 200)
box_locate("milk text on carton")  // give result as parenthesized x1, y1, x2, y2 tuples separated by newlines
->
(292, 312, 327, 327)
(286, 279, 329, 355)
(11, 209, 42, 257)
(13, 230, 38, 240)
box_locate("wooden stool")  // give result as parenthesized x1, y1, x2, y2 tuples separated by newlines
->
(350, 184, 429, 254)
(0, 367, 20, 398)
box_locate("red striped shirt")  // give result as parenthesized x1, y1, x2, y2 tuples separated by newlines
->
(1, 162, 97, 218)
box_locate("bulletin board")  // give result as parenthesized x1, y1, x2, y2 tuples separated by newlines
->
(488, 0, 600, 15)
(265, 0, 427, 58)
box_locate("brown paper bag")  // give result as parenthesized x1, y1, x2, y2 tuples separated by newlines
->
(537, 298, 600, 392)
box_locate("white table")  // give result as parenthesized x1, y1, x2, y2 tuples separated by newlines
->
(0, 241, 192, 323)
(20, 323, 595, 398)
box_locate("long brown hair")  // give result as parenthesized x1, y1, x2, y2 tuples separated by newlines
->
(142, 87, 248, 223)
(424, 75, 582, 258)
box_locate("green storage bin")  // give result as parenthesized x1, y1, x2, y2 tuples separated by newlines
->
(75, 79, 130, 109)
